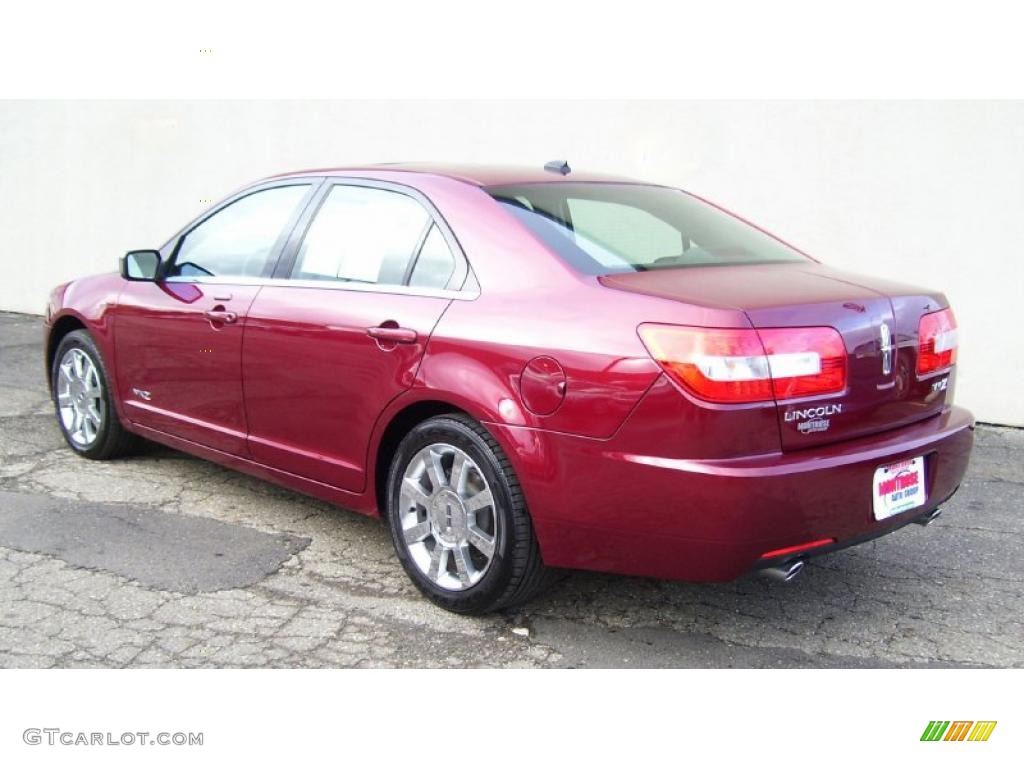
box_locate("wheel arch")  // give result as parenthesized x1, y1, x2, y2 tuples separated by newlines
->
(46, 309, 130, 429)
(372, 399, 473, 516)
(368, 389, 558, 526)
(46, 313, 88, 392)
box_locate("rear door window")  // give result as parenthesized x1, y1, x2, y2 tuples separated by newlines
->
(292, 185, 437, 285)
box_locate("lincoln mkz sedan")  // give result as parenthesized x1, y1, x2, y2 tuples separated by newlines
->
(45, 161, 974, 613)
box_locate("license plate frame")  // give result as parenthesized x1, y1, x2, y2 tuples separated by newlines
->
(872, 456, 927, 521)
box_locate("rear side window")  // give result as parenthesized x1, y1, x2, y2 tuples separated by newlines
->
(171, 185, 310, 279)
(408, 225, 456, 289)
(488, 183, 808, 275)
(292, 185, 453, 286)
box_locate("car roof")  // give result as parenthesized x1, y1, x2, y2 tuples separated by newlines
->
(264, 162, 640, 187)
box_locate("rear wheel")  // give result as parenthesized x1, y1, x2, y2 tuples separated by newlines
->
(51, 330, 138, 460)
(386, 414, 554, 614)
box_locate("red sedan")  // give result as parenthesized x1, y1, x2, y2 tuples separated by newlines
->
(44, 162, 974, 613)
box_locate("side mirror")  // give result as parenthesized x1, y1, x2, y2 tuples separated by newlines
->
(121, 250, 162, 281)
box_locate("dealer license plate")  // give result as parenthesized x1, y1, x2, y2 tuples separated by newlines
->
(872, 456, 926, 521)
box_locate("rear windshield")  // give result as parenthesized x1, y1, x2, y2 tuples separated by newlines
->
(486, 182, 809, 275)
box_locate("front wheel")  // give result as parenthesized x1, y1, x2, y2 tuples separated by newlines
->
(385, 414, 554, 614)
(51, 329, 138, 460)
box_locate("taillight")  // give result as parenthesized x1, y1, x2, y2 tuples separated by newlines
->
(638, 324, 847, 404)
(757, 327, 847, 399)
(917, 308, 958, 375)
(637, 326, 772, 403)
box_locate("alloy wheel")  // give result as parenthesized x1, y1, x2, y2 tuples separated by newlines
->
(399, 442, 498, 591)
(56, 347, 105, 447)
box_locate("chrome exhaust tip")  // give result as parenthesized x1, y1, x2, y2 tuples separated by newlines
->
(915, 508, 942, 526)
(759, 559, 805, 583)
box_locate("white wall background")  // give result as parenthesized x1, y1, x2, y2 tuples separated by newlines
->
(1, 100, 1021, 425)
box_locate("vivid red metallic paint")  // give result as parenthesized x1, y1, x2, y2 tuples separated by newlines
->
(44, 164, 974, 583)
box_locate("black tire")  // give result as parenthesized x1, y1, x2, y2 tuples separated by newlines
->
(385, 413, 555, 614)
(51, 329, 139, 460)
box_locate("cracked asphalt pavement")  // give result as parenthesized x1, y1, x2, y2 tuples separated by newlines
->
(1, 311, 1021, 668)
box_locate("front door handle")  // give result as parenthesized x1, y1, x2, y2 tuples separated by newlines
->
(366, 325, 418, 344)
(204, 309, 238, 324)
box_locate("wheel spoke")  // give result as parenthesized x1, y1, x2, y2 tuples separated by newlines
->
(401, 477, 431, 509)
(428, 544, 447, 582)
(467, 526, 495, 558)
(453, 545, 474, 587)
(464, 488, 493, 513)
(426, 448, 447, 491)
(450, 452, 468, 494)
(57, 392, 73, 407)
(403, 520, 431, 545)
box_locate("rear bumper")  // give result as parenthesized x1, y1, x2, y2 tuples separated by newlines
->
(491, 405, 974, 582)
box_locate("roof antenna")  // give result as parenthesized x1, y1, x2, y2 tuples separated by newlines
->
(544, 160, 571, 176)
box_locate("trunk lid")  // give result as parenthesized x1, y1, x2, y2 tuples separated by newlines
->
(601, 262, 955, 450)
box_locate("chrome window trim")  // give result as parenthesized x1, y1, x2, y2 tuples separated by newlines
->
(163, 274, 479, 301)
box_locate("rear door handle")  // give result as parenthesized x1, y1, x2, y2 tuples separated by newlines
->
(366, 325, 418, 344)
(204, 309, 238, 324)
